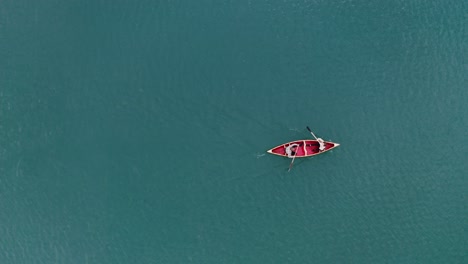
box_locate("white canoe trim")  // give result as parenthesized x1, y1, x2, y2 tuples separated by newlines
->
(266, 139, 340, 158)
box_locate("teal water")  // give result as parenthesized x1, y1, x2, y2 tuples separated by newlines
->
(1, 0, 467, 263)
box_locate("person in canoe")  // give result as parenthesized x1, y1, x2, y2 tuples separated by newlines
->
(317, 138, 325, 151)
(285, 143, 299, 158)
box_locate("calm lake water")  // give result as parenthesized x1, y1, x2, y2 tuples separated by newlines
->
(1, 0, 467, 263)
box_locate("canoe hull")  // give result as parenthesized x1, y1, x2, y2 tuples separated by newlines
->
(267, 139, 340, 158)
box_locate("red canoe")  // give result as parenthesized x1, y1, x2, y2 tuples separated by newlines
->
(267, 139, 340, 158)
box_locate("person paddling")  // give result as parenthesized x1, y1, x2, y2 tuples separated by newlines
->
(285, 143, 299, 158)
(317, 138, 325, 151)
